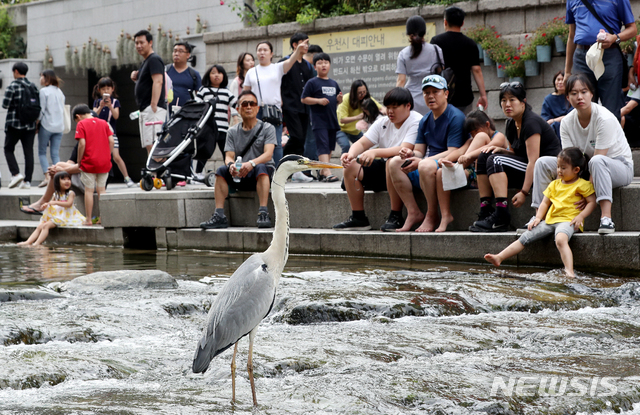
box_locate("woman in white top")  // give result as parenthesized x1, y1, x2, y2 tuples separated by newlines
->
(396, 15, 444, 116)
(37, 70, 66, 185)
(229, 52, 255, 99)
(243, 39, 309, 165)
(532, 73, 633, 234)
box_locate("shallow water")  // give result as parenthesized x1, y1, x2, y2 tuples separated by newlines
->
(1, 244, 640, 414)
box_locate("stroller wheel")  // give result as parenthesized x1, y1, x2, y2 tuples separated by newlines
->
(164, 176, 174, 190)
(153, 178, 163, 189)
(204, 172, 216, 187)
(140, 175, 154, 191)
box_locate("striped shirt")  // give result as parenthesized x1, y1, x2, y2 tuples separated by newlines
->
(195, 87, 238, 134)
(2, 78, 37, 131)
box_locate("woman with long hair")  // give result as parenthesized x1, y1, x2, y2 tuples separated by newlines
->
(229, 53, 255, 98)
(470, 82, 561, 232)
(37, 69, 66, 188)
(336, 79, 384, 152)
(396, 15, 444, 115)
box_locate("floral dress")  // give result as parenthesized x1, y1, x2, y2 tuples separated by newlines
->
(40, 191, 86, 227)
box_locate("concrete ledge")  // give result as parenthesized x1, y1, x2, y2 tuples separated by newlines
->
(364, 8, 420, 26)
(202, 31, 224, 44)
(478, 0, 539, 12)
(268, 21, 315, 37)
(14, 224, 124, 246)
(223, 26, 268, 42)
(420, 4, 447, 19)
(314, 14, 366, 32)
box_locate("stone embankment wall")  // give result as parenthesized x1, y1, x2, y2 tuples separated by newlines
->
(204, 0, 640, 125)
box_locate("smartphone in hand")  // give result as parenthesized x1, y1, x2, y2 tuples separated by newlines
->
(401, 160, 412, 168)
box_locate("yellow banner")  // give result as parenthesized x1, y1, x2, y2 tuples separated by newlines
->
(281, 23, 437, 55)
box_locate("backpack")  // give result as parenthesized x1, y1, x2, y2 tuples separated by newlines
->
(17, 80, 41, 124)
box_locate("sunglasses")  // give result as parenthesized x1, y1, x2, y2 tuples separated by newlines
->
(240, 101, 259, 108)
(500, 82, 524, 90)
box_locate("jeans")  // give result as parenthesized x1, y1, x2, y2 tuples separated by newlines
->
(573, 47, 623, 121)
(38, 126, 62, 174)
(4, 126, 36, 182)
(336, 130, 363, 154)
(257, 107, 283, 165)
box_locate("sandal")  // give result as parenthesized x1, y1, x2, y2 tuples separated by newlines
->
(20, 206, 43, 216)
(325, 175, 340, 183)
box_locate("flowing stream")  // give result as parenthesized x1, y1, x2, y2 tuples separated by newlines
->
(1, 244, 640, 414)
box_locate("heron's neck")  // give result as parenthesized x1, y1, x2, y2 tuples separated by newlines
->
(263, 169, 290, 275)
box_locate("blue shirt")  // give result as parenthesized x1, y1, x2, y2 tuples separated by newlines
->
(93, 97, 121, 135)
(166, 65, 202, 108)
(415, 104, 467, 157)
(301, 77, 341, 131)
(566, 0, 635, 45)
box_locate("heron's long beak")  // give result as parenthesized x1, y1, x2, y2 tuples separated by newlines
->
(304, 160, 343, 169)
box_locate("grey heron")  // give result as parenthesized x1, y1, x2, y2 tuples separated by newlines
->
(192, 155, 341, 406)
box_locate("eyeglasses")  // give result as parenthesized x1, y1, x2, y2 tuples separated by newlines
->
(173, 49, 188, 54)
(500, 82, 524, 90)
(240, 101, 259, 108)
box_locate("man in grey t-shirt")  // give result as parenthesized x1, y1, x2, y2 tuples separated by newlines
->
(201, 91, 277, 229)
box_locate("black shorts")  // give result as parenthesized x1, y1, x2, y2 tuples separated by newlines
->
(314, 128, 338, 156)
(216, 163, 275, 191)
(341, 158, 387, 192)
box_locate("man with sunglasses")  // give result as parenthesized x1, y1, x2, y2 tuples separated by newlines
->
(200, 91, 277, 230)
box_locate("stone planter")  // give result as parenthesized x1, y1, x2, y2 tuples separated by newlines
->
(554, 36, 566, 54)
(524, 60, 540, 77)
(483, 50, 494, 66)
(536, 45, 552, 62)
(496, 62, 506, 78)
(509, 77, 525, 86)
(477, 43, 484, 60)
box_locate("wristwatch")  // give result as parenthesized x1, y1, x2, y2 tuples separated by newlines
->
(249, 160, 256, 168)
(616, 34, 621, 45)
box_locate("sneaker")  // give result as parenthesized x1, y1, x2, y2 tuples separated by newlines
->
(177, 181, 187, 186)
(302, 170, 317, 181)
(37, 180, 49, 188)
(380, 214, 405, 232)
(124, 176, 135, 187)
(194, 173, 205, 181)
(333, 215, 371, 231)
(257, 211, 273, 228)
(516, 216, 536, 235)
(473, 206, 495, 226)
(598, 217, 615, 234)
(200, 213, 228, 229)
(20, 181, 31, 189)
(291, 171, 314, 183)
(8, 174, 24, 188)
(471, 211, 511, 232)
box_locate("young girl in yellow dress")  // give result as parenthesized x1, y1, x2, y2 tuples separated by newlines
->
(484, 148, 596, 278)
(18, 171, 86, 246)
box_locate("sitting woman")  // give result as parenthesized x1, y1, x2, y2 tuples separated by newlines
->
(354, 98, 382, 133)
(470, 82, 561, 232)
(541, 71, 571, 137)
(531, 74, 633, 234)
(336, 80, 384, 153)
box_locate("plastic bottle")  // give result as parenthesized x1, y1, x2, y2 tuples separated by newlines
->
(233, 156, 242, 183)
(129, 110, 140, 120)
(477, 105, 484, 112)
(597, 29, 607, 42)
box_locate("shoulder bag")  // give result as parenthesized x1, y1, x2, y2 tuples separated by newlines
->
(255, 67, 282, 126)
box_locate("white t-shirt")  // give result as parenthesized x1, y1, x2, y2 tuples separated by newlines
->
(244, 62, 285, 108)
(364, 111, 422, 149)
(560, 102, 632, 164)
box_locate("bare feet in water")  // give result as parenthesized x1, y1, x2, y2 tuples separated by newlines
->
(396, 211, 425, 232)
(484, 253, 502, 267)
(415, 212, 439, 232)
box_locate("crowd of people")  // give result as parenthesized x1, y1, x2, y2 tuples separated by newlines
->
(3, 1, 638, 273)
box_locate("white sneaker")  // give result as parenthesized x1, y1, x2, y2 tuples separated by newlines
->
(291, 171, 314, 183)
(20, 181, 31, 189)
(194, 173, 205, 181)
(8, 174, 24, 188)
(124, 176, 135, 188)
(516, 216, 537, 235)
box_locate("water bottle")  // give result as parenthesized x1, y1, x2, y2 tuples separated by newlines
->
(477, 105, 484, 112)
(233, 157, 242, 183)
(129, 110, 140, 120)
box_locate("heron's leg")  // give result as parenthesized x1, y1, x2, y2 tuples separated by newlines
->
(231, 342, 238, 403)
(247, 329, 258, 406)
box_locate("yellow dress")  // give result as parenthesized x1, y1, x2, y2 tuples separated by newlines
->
(40, 191, 86, 227)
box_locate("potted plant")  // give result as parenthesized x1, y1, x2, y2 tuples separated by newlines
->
(487, 36, 516, 77)
(546, 17, 569, 54)
(465, 25, 493, 60)
(504, 56, 525, 85)
(531, 29, 553, 62)
(621, 38, 635, 67)
(520, 41, 539, 76)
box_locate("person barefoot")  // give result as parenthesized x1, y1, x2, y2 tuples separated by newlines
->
(415, 212, 438, 232)
(396, 209, 425, 232)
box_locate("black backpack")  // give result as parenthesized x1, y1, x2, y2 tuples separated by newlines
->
(17, 81, 41, 124)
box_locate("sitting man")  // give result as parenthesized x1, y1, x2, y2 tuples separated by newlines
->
(333, 87, 422, 231)
(200, 90, 277, 229)
(387, 75, 467, 232)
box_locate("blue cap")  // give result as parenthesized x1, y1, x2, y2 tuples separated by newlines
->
(421, 74, 448, 90)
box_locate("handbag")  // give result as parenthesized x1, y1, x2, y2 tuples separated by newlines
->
(63, 104, 71, 134)
(578, 0, 629, 88)
(431, 44, 456, 103)
(255, 67, 282, 126)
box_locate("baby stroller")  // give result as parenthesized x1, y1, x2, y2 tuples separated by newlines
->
(140, 98, 218, 191)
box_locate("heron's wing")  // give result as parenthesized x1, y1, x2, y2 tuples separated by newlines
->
(193, 254, 277, 373)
